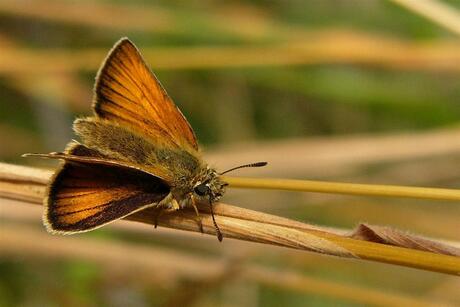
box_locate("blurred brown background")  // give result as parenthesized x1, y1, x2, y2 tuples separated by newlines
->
(1, 0, 460, 306)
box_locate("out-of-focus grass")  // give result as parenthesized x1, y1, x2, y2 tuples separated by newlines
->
(2, 0, 460, 306)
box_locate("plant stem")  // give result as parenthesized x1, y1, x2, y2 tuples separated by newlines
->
(1, 162, 459, 275)
(222, 176, 460, 201)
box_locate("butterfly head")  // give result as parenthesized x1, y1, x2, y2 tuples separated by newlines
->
(189, 162, 267, 242)
(192, 167, 227, 203)
(191, 161, 268, 202)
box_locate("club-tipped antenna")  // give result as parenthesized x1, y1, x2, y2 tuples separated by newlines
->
(219, 161, 267, 175)
(209, 196, 223, 242)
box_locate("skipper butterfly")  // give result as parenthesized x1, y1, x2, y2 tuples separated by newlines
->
(25, 38, 266, 241)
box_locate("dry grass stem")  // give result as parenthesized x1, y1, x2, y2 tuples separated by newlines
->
(3, 197, 459, 250)
(195, 127, 460, 178)
(0, 225, 447, 307)
(0, 162, 459, 275)
(4, 31, 460, 73)
(223, 176, 460, 201)
(0, 0, 172, 32)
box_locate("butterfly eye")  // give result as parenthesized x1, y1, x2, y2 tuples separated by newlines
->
(194, 184, 209, 196)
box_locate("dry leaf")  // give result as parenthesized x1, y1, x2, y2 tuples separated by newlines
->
(350, 223, 460, 256)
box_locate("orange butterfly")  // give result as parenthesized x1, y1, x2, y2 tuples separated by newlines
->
(25, 38, 266, 241)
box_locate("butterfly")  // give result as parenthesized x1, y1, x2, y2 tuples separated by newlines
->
(24, 38, 266, 241)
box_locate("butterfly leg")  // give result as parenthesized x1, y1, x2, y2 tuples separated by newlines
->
(153, 207, 163, 229)
(154, 193, 181, 228)
(159, 193, 180, 211)
(171, 198, 180, 211)
(153, 204, 181, 228)
(189, 194, 204, 233)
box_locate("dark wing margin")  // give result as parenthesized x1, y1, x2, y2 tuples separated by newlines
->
(93, 38, 199, 151)
(43, 144, 169, 234)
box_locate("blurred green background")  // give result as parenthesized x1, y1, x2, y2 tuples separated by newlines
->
(1, 0, 460, 306)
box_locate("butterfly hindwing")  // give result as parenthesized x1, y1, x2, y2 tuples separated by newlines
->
(93, 38, 198, 151)
(44, 144, 169, 233)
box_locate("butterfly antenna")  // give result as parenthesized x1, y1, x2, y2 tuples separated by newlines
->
(209, 196, 223, 242)
(219, 161, 267, 175)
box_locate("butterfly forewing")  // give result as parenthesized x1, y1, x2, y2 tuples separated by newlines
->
(93, 38, 198, 151)
(45, 144, 169, 233)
